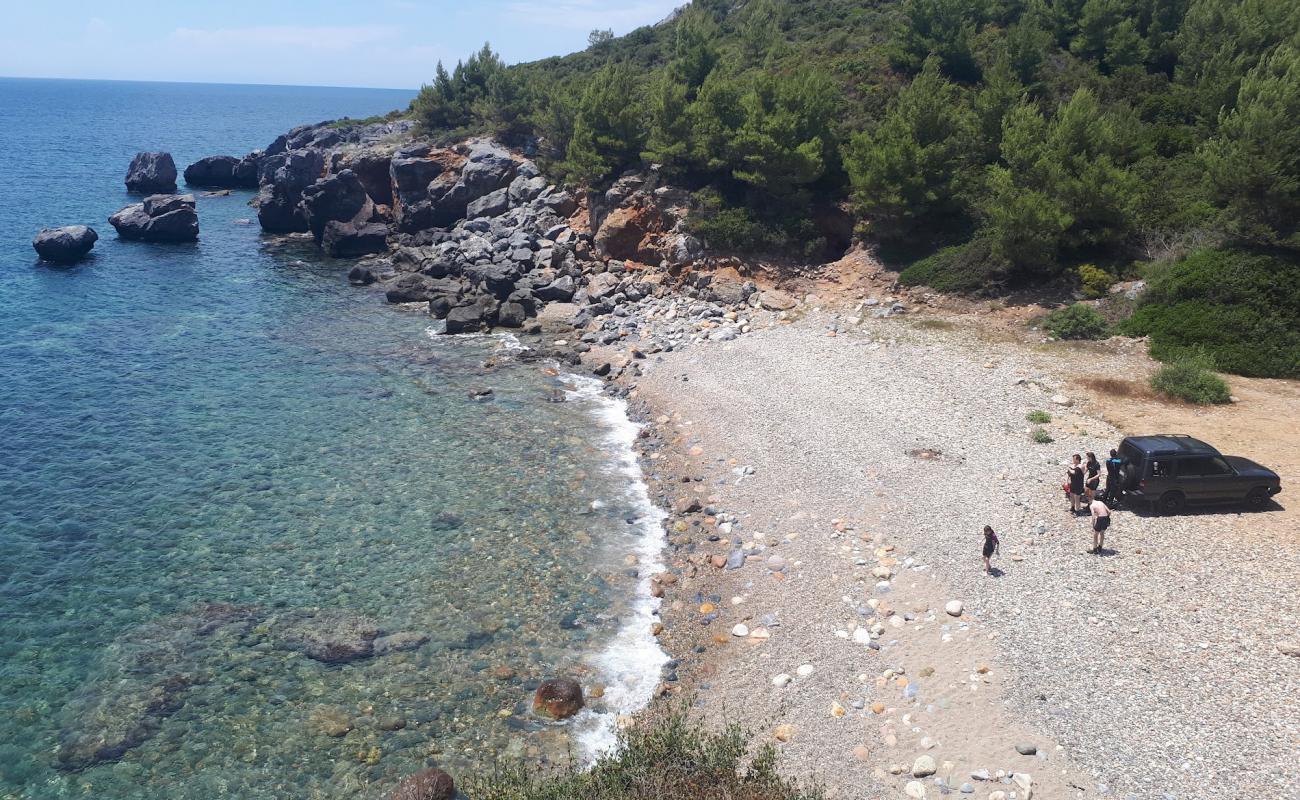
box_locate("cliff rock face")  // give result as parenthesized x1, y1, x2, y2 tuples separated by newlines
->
(125, 152, 178, 194)
(255, 149, 325, 233)
(183, 155, 259, 189)
(299, 169, 376, 244)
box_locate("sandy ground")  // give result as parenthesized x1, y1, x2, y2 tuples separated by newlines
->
(618, 307, 1299, 800)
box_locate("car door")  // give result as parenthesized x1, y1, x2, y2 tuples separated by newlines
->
(1176, 456, 1236, 501)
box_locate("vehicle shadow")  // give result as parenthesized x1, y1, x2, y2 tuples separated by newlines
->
(1122, 498, 1286, 518)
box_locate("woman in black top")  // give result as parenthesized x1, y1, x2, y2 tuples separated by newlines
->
(1085, 452, 1102, 501)
(982, 525, 1000, 574)
(1067, 453, 1085, 513)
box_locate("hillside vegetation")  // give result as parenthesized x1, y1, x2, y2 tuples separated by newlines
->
(405, 0, 1300, 378)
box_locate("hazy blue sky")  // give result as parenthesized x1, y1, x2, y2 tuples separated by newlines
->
(0, 1, 684, 89)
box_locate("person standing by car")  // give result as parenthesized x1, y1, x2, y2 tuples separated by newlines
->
(1090, 495, 1111, 553)
(982, 525, 1000, 575)
(1105, 449, 1123, 503)
(1085, 452, 1102, 502)
(1068, 454, 1086, 513)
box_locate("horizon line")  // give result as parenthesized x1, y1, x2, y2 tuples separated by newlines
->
(0, 74, 419, 93)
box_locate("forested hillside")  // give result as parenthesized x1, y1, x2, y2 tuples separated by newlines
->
(406, 0, 1300, 378)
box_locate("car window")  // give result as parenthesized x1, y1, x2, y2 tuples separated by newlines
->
(1150, 460, 1168, 477)
(1180, 456, 1233, 476)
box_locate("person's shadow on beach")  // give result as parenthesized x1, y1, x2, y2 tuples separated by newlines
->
(986, 566, 1006, 578)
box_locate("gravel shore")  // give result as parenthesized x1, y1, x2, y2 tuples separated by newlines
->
(627, 309, 1299, 800)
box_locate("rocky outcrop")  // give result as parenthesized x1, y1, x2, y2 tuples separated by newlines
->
(331, 148, 394, 206)
(299, 169, 375, 243)
(594, 203, 665, 263)
(183, 154, 258, 189)
(532, 678, 584, 720)
(390, 145, 449, 233)
(125, 151, 177, 194)
(388, 769, 455, 800)
(32, 225, 98, 264)
(108, 194, 199, 242)
(254, 149, 324, 233)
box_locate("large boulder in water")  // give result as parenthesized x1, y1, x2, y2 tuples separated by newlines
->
(299, 169, 374, 243)
(108, 194, 199, 242)
(323, 220, 389, 258)
(184, 155, 259, 189)
(254, 149, 325, 233)
(32, 225, 98, 264)
(125, 151, 177, 194)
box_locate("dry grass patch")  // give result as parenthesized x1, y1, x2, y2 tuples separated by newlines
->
(1076, 376, 1158, 401)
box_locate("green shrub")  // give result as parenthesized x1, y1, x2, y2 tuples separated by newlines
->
(465, 708, 822, 800)
(1044, 303, 1108, 340)
(1150, 352, 1231, 405)
(1075, 264, 1114, 299)
(1026, 410, 1052, 424)
(1031, 428, 1054, 444)
(1120, 249, 1300, 378)
(899, 239, 1009, 294)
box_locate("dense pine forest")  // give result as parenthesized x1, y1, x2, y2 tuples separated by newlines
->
(404, 0, 1299, 378)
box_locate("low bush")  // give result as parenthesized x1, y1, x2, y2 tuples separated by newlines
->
(1121, 248, 1300, 378)
(466, 708, 823, 800)
(1044, 303, 1108, 340)
(1031, 428, 1054, 444)
(1026, 410, 1052, 424)
(1075, 263, 1115, 299)
(899, 239, 1009, 294)
(1150, 352, 1231, 405)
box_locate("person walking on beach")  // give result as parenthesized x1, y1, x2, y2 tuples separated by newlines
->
(1105, 449, 1123, 503)
(1090, 495, 1111, 553)
(1085, 451, 1102, 502)
(1067, 454, 1086, 513)
(982, 525, 1000, 574)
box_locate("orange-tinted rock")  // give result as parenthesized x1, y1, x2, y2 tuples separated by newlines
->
(532, 678, 584, 720)
(388, 768, 455, 800)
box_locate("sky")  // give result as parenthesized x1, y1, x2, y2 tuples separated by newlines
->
(0, 0, 685, 89)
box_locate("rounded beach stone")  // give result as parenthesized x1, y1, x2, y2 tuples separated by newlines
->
(912, 754, 937, 777)
(388, 768, 455, 800)
(532, 678, 584, 720)
(904, 780, 927, 798)
(944, 600, 964, 617)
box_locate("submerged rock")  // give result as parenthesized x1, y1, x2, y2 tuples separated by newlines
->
(32, 225, 98, 263)
(388, 768, 456, 800)
(125, 151, 177, 194)
(55, 603, 257, 770)
(273, 609, 381, 664)
(532, 678, 584, 720)
(372, 631, 430, 656)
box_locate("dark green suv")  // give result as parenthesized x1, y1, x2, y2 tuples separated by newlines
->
(1118, 434, 1282, 513)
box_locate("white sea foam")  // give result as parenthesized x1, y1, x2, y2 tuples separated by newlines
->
(422, 326, 532, 354)
(563, 375, 670, 761)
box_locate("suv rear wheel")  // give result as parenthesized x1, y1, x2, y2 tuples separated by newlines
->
(1245, 487, 1271, 510)
(1159, 490, 1186, 514)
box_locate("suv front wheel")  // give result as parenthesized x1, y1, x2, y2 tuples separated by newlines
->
(1159, 491, 1186, 514)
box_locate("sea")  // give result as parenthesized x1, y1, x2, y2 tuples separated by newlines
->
(0, 78, 668, 798)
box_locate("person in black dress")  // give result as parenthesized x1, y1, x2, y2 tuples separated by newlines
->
(1085, 452, 1102, 502)
(982, 525, 1000, 574)
(1067, 453, 1085, 513)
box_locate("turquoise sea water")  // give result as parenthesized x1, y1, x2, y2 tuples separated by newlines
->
(0, 79, 665, 798)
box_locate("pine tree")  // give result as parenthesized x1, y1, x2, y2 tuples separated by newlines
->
(563, 64, 645, 186)
(844, 58, 978, 238)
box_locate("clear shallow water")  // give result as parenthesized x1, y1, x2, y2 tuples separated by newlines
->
(0, 79, 665, 798)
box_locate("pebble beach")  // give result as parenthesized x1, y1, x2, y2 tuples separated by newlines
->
(617, 305, 1299, 800)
